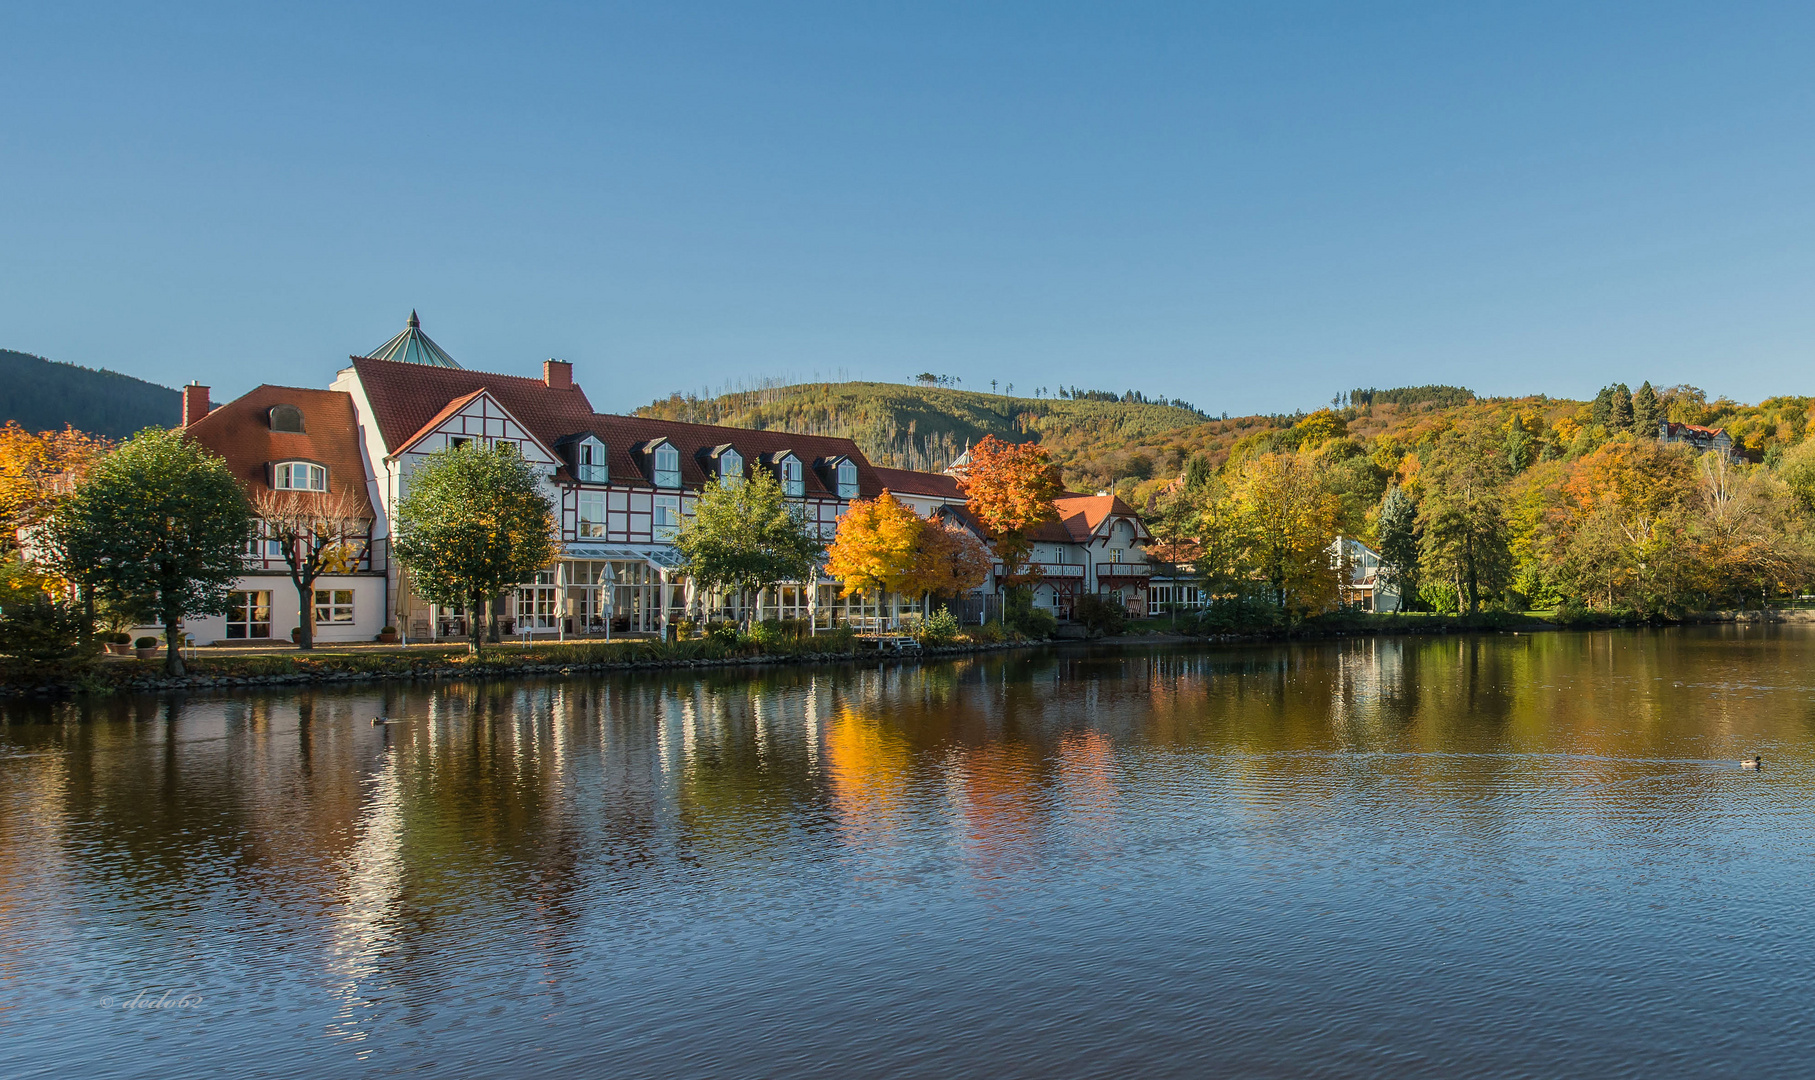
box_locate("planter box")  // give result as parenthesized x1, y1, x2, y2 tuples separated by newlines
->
(377, 633, 398, 644)
(134, 647, 161, 660)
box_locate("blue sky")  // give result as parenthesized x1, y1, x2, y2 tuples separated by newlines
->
(6, 2, 1815, 415)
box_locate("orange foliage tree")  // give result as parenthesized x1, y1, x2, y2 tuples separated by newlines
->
(902, 516, 993, 601)
(951, 435, 1062, 586)
(0, 422, 110, 546)
(824, 491, 924, 597)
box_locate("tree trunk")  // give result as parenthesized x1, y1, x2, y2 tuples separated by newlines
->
(295, 576, 315, 650)
(469, 591, 484, 656)
(163, 614, 185, 677)
(79, 587, 94, 652)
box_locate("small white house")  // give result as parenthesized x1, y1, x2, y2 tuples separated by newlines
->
(1332, 536, 1400, 612)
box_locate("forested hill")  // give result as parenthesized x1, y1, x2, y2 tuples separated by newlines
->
(0, 349, 179, 438)
(635, 381, 1209, 479)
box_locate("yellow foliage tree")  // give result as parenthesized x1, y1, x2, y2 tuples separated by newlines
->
(824, 491, 924, 597)
(0, 422, 110, 545)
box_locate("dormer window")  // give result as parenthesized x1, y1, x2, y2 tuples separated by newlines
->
(718, 448, 743, 488)
(273, 461, 326, 491)
(653, 443, 681, 488)
(836, 459, 859, 499)
(269, 404, 305, 433)
(573, 437, 608, 484)
(779, 455, 804, 497)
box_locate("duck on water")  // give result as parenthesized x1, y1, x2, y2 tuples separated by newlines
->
(1742, 755, 1763, 771)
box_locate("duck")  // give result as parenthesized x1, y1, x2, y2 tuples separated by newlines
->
(1742, 755, 1762, 771)
(371, 716, 406, 726)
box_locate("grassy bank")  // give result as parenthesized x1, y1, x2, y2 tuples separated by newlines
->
(0, 625, 1037, 698)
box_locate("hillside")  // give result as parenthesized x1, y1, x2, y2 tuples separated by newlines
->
(635, 381, 1210, 486)
(0, 349, 179, 438)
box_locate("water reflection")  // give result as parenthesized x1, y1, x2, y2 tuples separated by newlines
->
(4, 627, 1815, 1078)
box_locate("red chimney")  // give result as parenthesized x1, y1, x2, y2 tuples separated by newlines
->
(182, 384, 211, 427)
(543, 359, 573, 390)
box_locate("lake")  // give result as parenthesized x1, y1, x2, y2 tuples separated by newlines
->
(4, 627, 1813, 1078)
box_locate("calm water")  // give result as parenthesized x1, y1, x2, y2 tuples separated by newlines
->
(3, 628, 1814, 1078)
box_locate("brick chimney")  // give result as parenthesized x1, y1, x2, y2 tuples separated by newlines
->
(543, 359, 573, 390)
(182, 383, 211, 427)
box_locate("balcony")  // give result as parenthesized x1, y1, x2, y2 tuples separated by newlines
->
(997, 561, 1086, 578)
(1097, 562, 1153, 580)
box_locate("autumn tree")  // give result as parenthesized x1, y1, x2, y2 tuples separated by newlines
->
(393, 443, 557, 655)
(824, 491, 923, 598)
(1196, 452, 1342, 617)
(251, 486, 372, 650)
(676, 470, 822, 625)
(951, 435, 1063, 590)
(43, 429, 252, 675)
(902, 515, 992, 604)
(0, 422, 109, 546)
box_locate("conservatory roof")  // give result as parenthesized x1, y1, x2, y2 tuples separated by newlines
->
(365, 310, 461, 369)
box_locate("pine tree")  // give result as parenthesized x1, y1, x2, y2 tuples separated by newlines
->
(1591, 386, 1616, 428)
(1633, 381, 1661, 435)
(1611, 383, 1634, 431)
(1376, 486, 1421, 609)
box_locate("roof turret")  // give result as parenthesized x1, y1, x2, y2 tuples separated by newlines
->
(365, 311, 460, 368)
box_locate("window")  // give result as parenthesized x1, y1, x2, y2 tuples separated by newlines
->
(653, 495, 681, 542)
(273, 461, 326, 491)
(578, 491, 607, 538)
(314, 589, 355, 624)
(451, 436, 472, 449)
(718, 448, 743, 487)
(517, 571, 558, 630)
(269, 404, 305, 433)
(226, 591, 271, 638)
(575, 438, 608, 483)
(653, 444, 681, 487)
(781, 456, 804, 497)
(836, 459, 859, 499)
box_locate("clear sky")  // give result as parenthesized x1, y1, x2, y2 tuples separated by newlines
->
(6, 2, 1815, 415)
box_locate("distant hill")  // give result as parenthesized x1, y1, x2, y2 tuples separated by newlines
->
(0, 349, 180, 438)
(634, 381, 1210, 483)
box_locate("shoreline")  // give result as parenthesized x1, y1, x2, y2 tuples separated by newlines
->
(3, 608, 1809, 700)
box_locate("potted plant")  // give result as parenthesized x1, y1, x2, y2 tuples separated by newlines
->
(377, 625, 398, 644)
(106, 631, 133, 656)
(290, 626, 303, 643)
(133, 635, 161, 660)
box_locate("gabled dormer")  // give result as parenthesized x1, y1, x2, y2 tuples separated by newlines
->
(699, 443, 744, 488)
(636, 438, 682, 488)
(556, 432, 609, 484)
(815, 454, 861, 500)
(763, 450, 805, 497)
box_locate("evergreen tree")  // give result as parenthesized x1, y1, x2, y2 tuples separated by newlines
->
(1375, 487, 1421, 609)
(1591, 386, 1616, 428)
(1611, 383, 1634, 431)
(1633, 381, 1661, 435)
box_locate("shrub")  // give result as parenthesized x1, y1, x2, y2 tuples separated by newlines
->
(675, 617, 698, 640)
(134, 635, 160, 649)
(109, 631, 132, 645)
(971, 620, 1008, 643)
(1193, 595, 1284, 635)
(705, 620, 741, 646)
(916, 607, 961, 645)
(1072, 594, 1129, 637)
(748, 619, 791, 648)
(0, 598, 87, 663)
(1009, 605, 1057, 639)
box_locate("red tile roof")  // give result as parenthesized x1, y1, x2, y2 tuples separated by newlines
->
(350, 356, 598, 456)
(585, 414, 881, 496)
(183, 386, 373, 515)
(872, 466, 964, 499)
(1028, 493, 1147, 543)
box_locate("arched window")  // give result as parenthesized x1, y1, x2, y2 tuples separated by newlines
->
(653, 444, 681, 488)
(269, 404, 305, 433)
(836, 459, 859, 499)
(718, 448, 743, 487)
(273, 461, 326, 491)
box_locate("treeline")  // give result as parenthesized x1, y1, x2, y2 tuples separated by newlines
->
(0, 349, 180, 439)
(1150, 390, 1815, 623)
(1349, 385, 1475, 408)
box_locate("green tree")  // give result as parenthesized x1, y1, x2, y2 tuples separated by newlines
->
(1611, 383, 1635, 432)
(676, 471, 822, 624)
(1200, 452, 1341, 618)
(1417, 437, 1513, 613)
(393, 443, 557, 655)
(1633, 381, 1661, 435)
(44, 428, 252, 675)
(1375, 486, 1421, 609)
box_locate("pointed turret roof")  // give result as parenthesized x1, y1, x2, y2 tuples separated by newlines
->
(364, 310, 461, 368)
